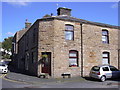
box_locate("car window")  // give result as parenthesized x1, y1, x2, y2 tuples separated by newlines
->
(110, 66, 119, 71)
(92, 66, 100, 71)
(0, 64, 6, 67)
(102, 67, 109, 71)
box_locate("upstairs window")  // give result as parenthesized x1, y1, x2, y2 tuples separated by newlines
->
(33, 28, 36, 43)
(69, 50, 78, 67)
(65, 25, 74, 40)
(102, 30, 109, 44)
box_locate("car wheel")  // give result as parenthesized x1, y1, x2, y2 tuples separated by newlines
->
(100, 76, 106, 82)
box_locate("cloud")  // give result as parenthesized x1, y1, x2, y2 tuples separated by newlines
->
(7, 2, 28, 6)
(111, 3, 118, 8)
(6, 32, 15, 36)
(6, 0, 31, 6)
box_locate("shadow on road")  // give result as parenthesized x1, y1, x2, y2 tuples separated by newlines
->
(8, 64, 35, 77)
(83, 77, 120, 82)
(83, 77, 100, 82)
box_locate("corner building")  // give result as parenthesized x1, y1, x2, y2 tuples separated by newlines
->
(12, 7, 119, 78)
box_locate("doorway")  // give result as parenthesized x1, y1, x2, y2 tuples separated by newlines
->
(41, 52, 51, 76)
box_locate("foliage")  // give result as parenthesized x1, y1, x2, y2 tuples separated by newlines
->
(0, 42, 2, 48)
(2, 36, 13, 52)
(43, 14, 51, 18)
(2, 54, 11, 59)
(42, 54, 48, 58)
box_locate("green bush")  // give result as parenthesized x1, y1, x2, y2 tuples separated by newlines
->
(2, 54, 11, 59)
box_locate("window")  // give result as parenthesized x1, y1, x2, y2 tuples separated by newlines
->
(102, 30, 109, 44)
(102, 52, 110, 64)
(102, 67, 109, 71)
(110, 66, 119, 71)
(65, 25, 74, 40)
(32, 52, 36, 63)
(33, 28, 36, 43)
(92, 66, 100, 71)
(69, 50, 78, 67)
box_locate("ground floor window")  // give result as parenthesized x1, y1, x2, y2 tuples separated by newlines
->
(102, 52, 109, 64)
(32, 52, 36, 63)
(69, 50, 78, 67)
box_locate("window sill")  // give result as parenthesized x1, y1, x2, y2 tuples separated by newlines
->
(69, 66, 79, 68)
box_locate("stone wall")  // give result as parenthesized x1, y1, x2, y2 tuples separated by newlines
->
(52, 20, 82, 78)
(37, 20, 54, 76)
(17, 21, 39, 76)
(82, 24, 118, 76)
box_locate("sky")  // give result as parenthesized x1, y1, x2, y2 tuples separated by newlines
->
(1, 2, 119, 42)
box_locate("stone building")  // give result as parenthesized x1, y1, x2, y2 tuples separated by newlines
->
(12, 7, 119, 78)
(12, 20, 31, 66)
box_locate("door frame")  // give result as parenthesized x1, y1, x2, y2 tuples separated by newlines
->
(41, 52, 51, 76)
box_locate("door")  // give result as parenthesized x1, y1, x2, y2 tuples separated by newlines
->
(41, 52, 51, 76)
(109, 66, 120, 78)
(102, 66, 112, 78)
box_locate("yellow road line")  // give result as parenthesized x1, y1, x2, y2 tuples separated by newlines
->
(0, 75, 3, 78)
(0, 74, 6, 78)
(2, 74, 31, 84)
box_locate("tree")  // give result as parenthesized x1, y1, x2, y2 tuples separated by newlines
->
(2, 36, 13, 53)
(2, 37, 13, 59)
(0, 42, 2, 48)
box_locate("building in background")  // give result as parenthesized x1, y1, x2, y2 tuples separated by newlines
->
(12, 20, 31, 66)
(12, 7, 119, 78)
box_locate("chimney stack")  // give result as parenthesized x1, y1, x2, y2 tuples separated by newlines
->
(25, 19, 31, 29)
(57, 7, 72, 16)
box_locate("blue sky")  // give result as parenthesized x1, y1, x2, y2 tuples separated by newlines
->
(1, 2, 118, 42)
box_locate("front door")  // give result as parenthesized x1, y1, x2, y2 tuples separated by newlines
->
(41, 52, 51, 76)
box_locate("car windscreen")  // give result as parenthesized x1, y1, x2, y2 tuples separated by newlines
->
(92, 66, 100, 71)
(110, 66, 119, 71)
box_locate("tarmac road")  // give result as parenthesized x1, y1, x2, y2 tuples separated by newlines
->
(1, 73, 120, 88)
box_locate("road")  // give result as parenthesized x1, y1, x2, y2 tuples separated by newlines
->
(1, 74, 120, 88)
(1, 74, 32, 88)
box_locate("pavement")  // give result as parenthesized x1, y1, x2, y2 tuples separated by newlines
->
(5, 65, 86, 85)
(5, 72, 86, 85)
(4, 65, 120, 86)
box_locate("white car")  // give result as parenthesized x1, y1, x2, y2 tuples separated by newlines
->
(0, 64, 8, 74)
(90, 65, 120, 82)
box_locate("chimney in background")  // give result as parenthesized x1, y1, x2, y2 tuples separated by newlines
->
(57, 7, 72, 16)
(25, 19, 31, 29)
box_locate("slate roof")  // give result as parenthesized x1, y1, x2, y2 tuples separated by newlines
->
(40, 15, 119, 29)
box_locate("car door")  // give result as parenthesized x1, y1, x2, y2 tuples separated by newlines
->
(102, 66, 112, 78)
(109, 66, 120, 78)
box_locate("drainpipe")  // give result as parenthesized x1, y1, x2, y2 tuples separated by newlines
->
(118, 49, 120, 69)
(80, 23, 83, 77)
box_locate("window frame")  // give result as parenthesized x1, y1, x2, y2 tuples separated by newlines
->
(65, 24, 74, 40)
(102, 52, 110, 64)
(69, 50, 78, 67)
(102, 30, 109, 44)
